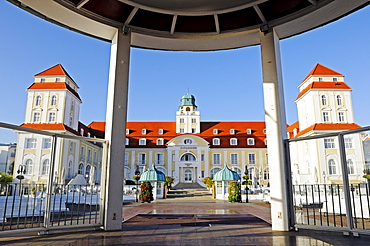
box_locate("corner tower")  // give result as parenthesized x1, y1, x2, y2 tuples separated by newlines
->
(176, 94, 200, 134)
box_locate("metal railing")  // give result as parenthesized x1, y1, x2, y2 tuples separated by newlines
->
(0, 122, 108, 234)
(287, 125, 370, 235)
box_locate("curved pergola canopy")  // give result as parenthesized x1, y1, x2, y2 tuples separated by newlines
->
(10, 0, 369, 51)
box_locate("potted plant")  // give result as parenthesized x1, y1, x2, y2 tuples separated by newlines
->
(228, 181, 241, 202)
(202, 177, 214, 191)
(139, 181, 153, 203)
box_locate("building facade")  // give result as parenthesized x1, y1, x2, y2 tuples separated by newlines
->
(12, 63, 367, 187)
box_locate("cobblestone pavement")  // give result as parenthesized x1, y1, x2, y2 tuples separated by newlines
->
(1, 188, 370, 245)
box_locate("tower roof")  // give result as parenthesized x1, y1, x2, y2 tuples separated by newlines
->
(213, 163, 240, 181)
(302, 63, 344, 83)
(180, 94, 197, 107)
(35, 64, 69, 77)
(139, 164, 166, 182)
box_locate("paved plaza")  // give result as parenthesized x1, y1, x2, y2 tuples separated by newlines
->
(1, 188, 370, 245)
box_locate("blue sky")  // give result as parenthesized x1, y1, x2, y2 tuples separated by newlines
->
(0, 2, 369, 142)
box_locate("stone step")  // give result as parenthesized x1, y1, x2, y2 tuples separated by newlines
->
(172, 182, 205, 190)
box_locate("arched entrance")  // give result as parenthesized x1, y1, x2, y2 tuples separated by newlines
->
(184, 169, 193, 183)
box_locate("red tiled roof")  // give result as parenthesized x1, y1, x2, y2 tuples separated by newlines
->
(287, 121, 300, 138)
(296, 82, 351, 101)
(88, 121, 267, 149)
(294, 123, 361, 138)
(20, 123, 79, 135)
(302, 63, 344, 82)
(27, 82, 81, 101)
(35, 64, 68, 77)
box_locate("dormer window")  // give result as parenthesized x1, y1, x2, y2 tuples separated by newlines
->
(230, 138, 237, 145)
(247, 129, 252, 134)
(125, 138, 129, 145)
(87, 132, 91, 138)
(184, 139, 193, 144)
(126, 129, 130, 135)
(213, 129, 218, 135)
(247, 138, 255, 145)
(263, 129, 267, 134)
(156, 138, 164, 145)
(318, 77, 323, 82)
(40, 78, 45, 82)
(80, 128, 84, 136)
(230, 129, 235, 134)
(139, 138, 146, 145)
(158, 129, 163, 135)
(55, 78, 60, 82)
(333, 78, 338, 82)
(213, 138, 220, 145)
(142, 129, 146, 135)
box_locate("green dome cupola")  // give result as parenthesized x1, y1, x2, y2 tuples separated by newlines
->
(180, 94, 197, 108)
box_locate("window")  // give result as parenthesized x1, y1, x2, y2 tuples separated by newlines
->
(247, 129, 252, 134)
(25, 159, 33, 175)
(25, 138, 37, 149)
(321, 95, 327, 106)
(232, 167, 242, 179)
(156, 138, 164, 145)
(55, 78, 60, 82)
(40, 78, 45, 82)
(71, 101, 74, 111)
(124, 152, 129, 166)
(41, 159, 49, 175)
(42, 138, 51, 149)
(125, 138, 129, 145)
(69, 115, 73, 126)
(155, 153, 164, 165)
(345, 138, 353, 148)
(51, 95, 57, 106)
(67, 161, 73, 179)
(80, 146, 85, 160)
(333, 78, 338, 82)
(139, 138, 146, 145)
(85, 165, 91, 180)
(142, 129, 146, 134)
(87, 149, 91, 162)
(213, 153, 221, 165)
(263, 129, 267, 134)
(319, 77, 323, 82)
(328, 159, 336, 175)
(93, 152, 97, 163)
(80, 128, 84, 136)
(49, 112, 56, 122)
(126, 129, 130, 135)
(180, 153, 196, 161)
(213, 129, 218, 135)
(213, 138, 220, 145)
(192, 128, 196, 133)
(210, 168, 221, 178)
(230, 138, 237, 145)
(35, 96, 41, 106)
(347, 159, 355, 174)
(248, 153, 256, 164)
(231, 153, 238, 165)
(264, 168, 270, 180)
(230, 129, 235, 134)
(338, 112, 345, 122)
(247, 138, 255, 145)
(69, 141, 74, 152)
(324, 138, 335, 149)
(184, 139, 192, 144)
(33, 112, 40, 122)
(138, 153, 146, 165)
(264, 139, 267, 145)
(336, 95, 342, 105)
(322, 112, 329, 122)
(158, 129, 163, 135)
(180, 118, 184, 123)
(180, 128, 184, 133)
(191, 118, 196, 123)
(201, 154, 204, 162)
(172, 154, 175, 162)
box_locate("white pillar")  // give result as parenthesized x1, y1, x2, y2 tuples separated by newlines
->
(104, 29, 131, 230)
(259, 29, 291, 231)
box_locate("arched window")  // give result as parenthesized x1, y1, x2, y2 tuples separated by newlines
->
(41, 159, 49, 175)
(328, 159, 336, 175)
(51, 95, 57, 106)
(78, 163, 84, 175)
(321, 95, 327, 106)
(213, 138, 220, 145)
(230, 138, 238, 145)
(25, 159, 33, 175)
(210, 168, 221, 179)
(85, 165, 91, 180)
(180, 153, 196, 161)
(247, 138, 255, 145)
(35, 95, 41, 106)
(156, 138, 164, 145)
(336, 95, 342, 105)
(139, 138, 146, 145)
(347, 159, 354, 175)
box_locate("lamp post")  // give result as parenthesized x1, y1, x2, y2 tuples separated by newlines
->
(16, 165, 26, 196)
(244, 168, 249, 203)
(134, 165, 141, 202)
